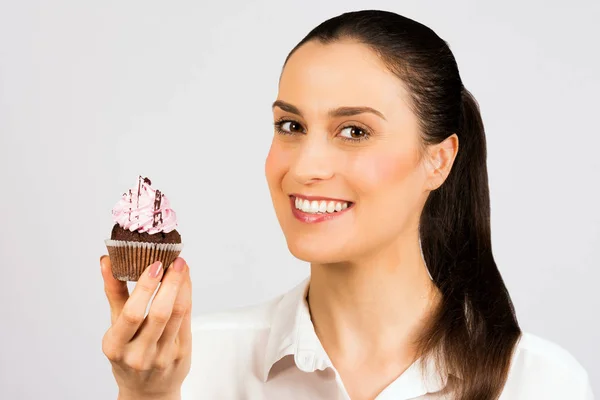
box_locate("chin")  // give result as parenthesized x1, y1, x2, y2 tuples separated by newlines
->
(284, 236, 349, 265)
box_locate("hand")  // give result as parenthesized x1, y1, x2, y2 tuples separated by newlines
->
(100, 256, 192, 400)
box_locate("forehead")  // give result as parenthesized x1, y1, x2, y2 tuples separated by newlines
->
(278, 40, 410, 114)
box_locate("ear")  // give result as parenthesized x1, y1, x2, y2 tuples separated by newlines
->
(425, 134, 459, 191)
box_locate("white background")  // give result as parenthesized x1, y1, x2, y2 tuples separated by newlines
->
(0, 0, 598, 398)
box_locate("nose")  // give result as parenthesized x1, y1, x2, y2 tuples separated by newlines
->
(290, 133, 335, 185)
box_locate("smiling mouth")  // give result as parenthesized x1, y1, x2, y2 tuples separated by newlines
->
(290, 195, 354, 215)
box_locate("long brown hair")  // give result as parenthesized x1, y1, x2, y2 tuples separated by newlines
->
(283, 10, 522, 399)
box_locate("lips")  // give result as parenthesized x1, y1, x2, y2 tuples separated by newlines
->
(289, 195, 354, 223)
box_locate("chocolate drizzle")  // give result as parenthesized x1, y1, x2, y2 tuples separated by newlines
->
(128, 189, 132, 221)
(120, 176, 166, 229)
(152, 189, 163, 227)
(136, 176, 142, 220)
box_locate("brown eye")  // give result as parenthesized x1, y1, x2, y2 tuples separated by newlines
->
(279, 121, 303, 133)
(339, 126, 366, 139)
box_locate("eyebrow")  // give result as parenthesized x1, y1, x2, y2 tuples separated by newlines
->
(272, 100, 387, 121)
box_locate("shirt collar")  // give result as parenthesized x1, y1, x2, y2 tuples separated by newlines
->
(262, 277, 450, 398)
(263, 277, 332, 381)
(376, 356, 449, 399)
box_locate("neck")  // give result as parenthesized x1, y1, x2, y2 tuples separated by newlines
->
(307, 232, 440, 364)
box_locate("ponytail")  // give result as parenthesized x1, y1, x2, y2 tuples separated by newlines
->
(417, 88, 521, 399)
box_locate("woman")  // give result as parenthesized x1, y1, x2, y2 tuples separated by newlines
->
(100, 10, 594, 400)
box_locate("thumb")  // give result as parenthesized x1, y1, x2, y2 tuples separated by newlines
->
(100, 255, 129, 324)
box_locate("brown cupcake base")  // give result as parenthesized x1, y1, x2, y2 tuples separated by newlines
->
(105, 239, 183, 282)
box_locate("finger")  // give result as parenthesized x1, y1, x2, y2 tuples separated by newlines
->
(111, 260, 165, 343)
(177, 274, 193, 356)
(136, 257, 188, 345)
(157, 269, 191, 347)
(100, 255, 129, 324)
(177, 306, 193, 359)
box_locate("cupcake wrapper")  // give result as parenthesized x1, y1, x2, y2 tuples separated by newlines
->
(104, 239, 184, 282)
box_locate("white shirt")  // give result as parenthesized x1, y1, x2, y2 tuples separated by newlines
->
(181, 278, 594, 399)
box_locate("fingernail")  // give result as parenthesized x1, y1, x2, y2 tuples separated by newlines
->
(174, 258, 185, 272)
(149, 261, 163, 278)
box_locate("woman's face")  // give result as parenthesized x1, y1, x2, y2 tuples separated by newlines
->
(265, 40, 432, 264)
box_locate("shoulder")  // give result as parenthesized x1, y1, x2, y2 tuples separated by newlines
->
(516, 331, 585, 369)
(189, 292, 285, 342)
(502, 331, 593, 399)
(182, 294, 286, 392)
(181, 281, 309, 398)
(190, 294, 283, 332)
(189, 277, 307, 335)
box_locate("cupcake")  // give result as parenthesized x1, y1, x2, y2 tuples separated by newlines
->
(105, 176, 183, 281)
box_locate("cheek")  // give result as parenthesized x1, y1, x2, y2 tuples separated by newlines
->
(349, 148, 423, 235)
(265, 140, 288, 188)
(351, 149, 418, 191)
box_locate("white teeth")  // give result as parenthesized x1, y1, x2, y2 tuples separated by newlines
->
(318, 201, 327, 213)
(301, 199, 311, 212)
(310, 201, 319, 213)
(294, 197, 350, 214)
(326, 201, 335, 213)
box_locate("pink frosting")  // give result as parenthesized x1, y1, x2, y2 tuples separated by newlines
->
(112, 176, 178, 234)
